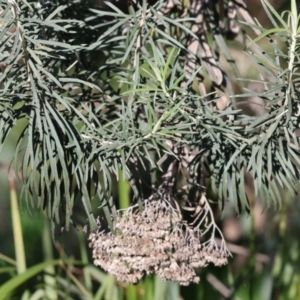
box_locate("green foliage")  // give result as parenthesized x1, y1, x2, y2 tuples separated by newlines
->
(1, 0, 300, 291)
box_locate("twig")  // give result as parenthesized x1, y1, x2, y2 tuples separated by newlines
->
(215, 238, 270, 263)
(207, 273, 233, 298)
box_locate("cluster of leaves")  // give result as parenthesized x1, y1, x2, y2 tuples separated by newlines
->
(1, 0, 300, 245)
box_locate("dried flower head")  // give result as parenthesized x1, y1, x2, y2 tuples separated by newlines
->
(89, 194, 231, 285)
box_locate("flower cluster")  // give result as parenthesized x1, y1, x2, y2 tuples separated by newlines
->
(89, 198, 230, 285)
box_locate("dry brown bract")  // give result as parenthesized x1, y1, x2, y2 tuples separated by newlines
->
(89, 198, 230, 285)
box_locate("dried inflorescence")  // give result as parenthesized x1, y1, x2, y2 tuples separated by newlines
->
(89, 198, 230, 285)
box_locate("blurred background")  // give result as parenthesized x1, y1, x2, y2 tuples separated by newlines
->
(1, 0, 300, 299)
